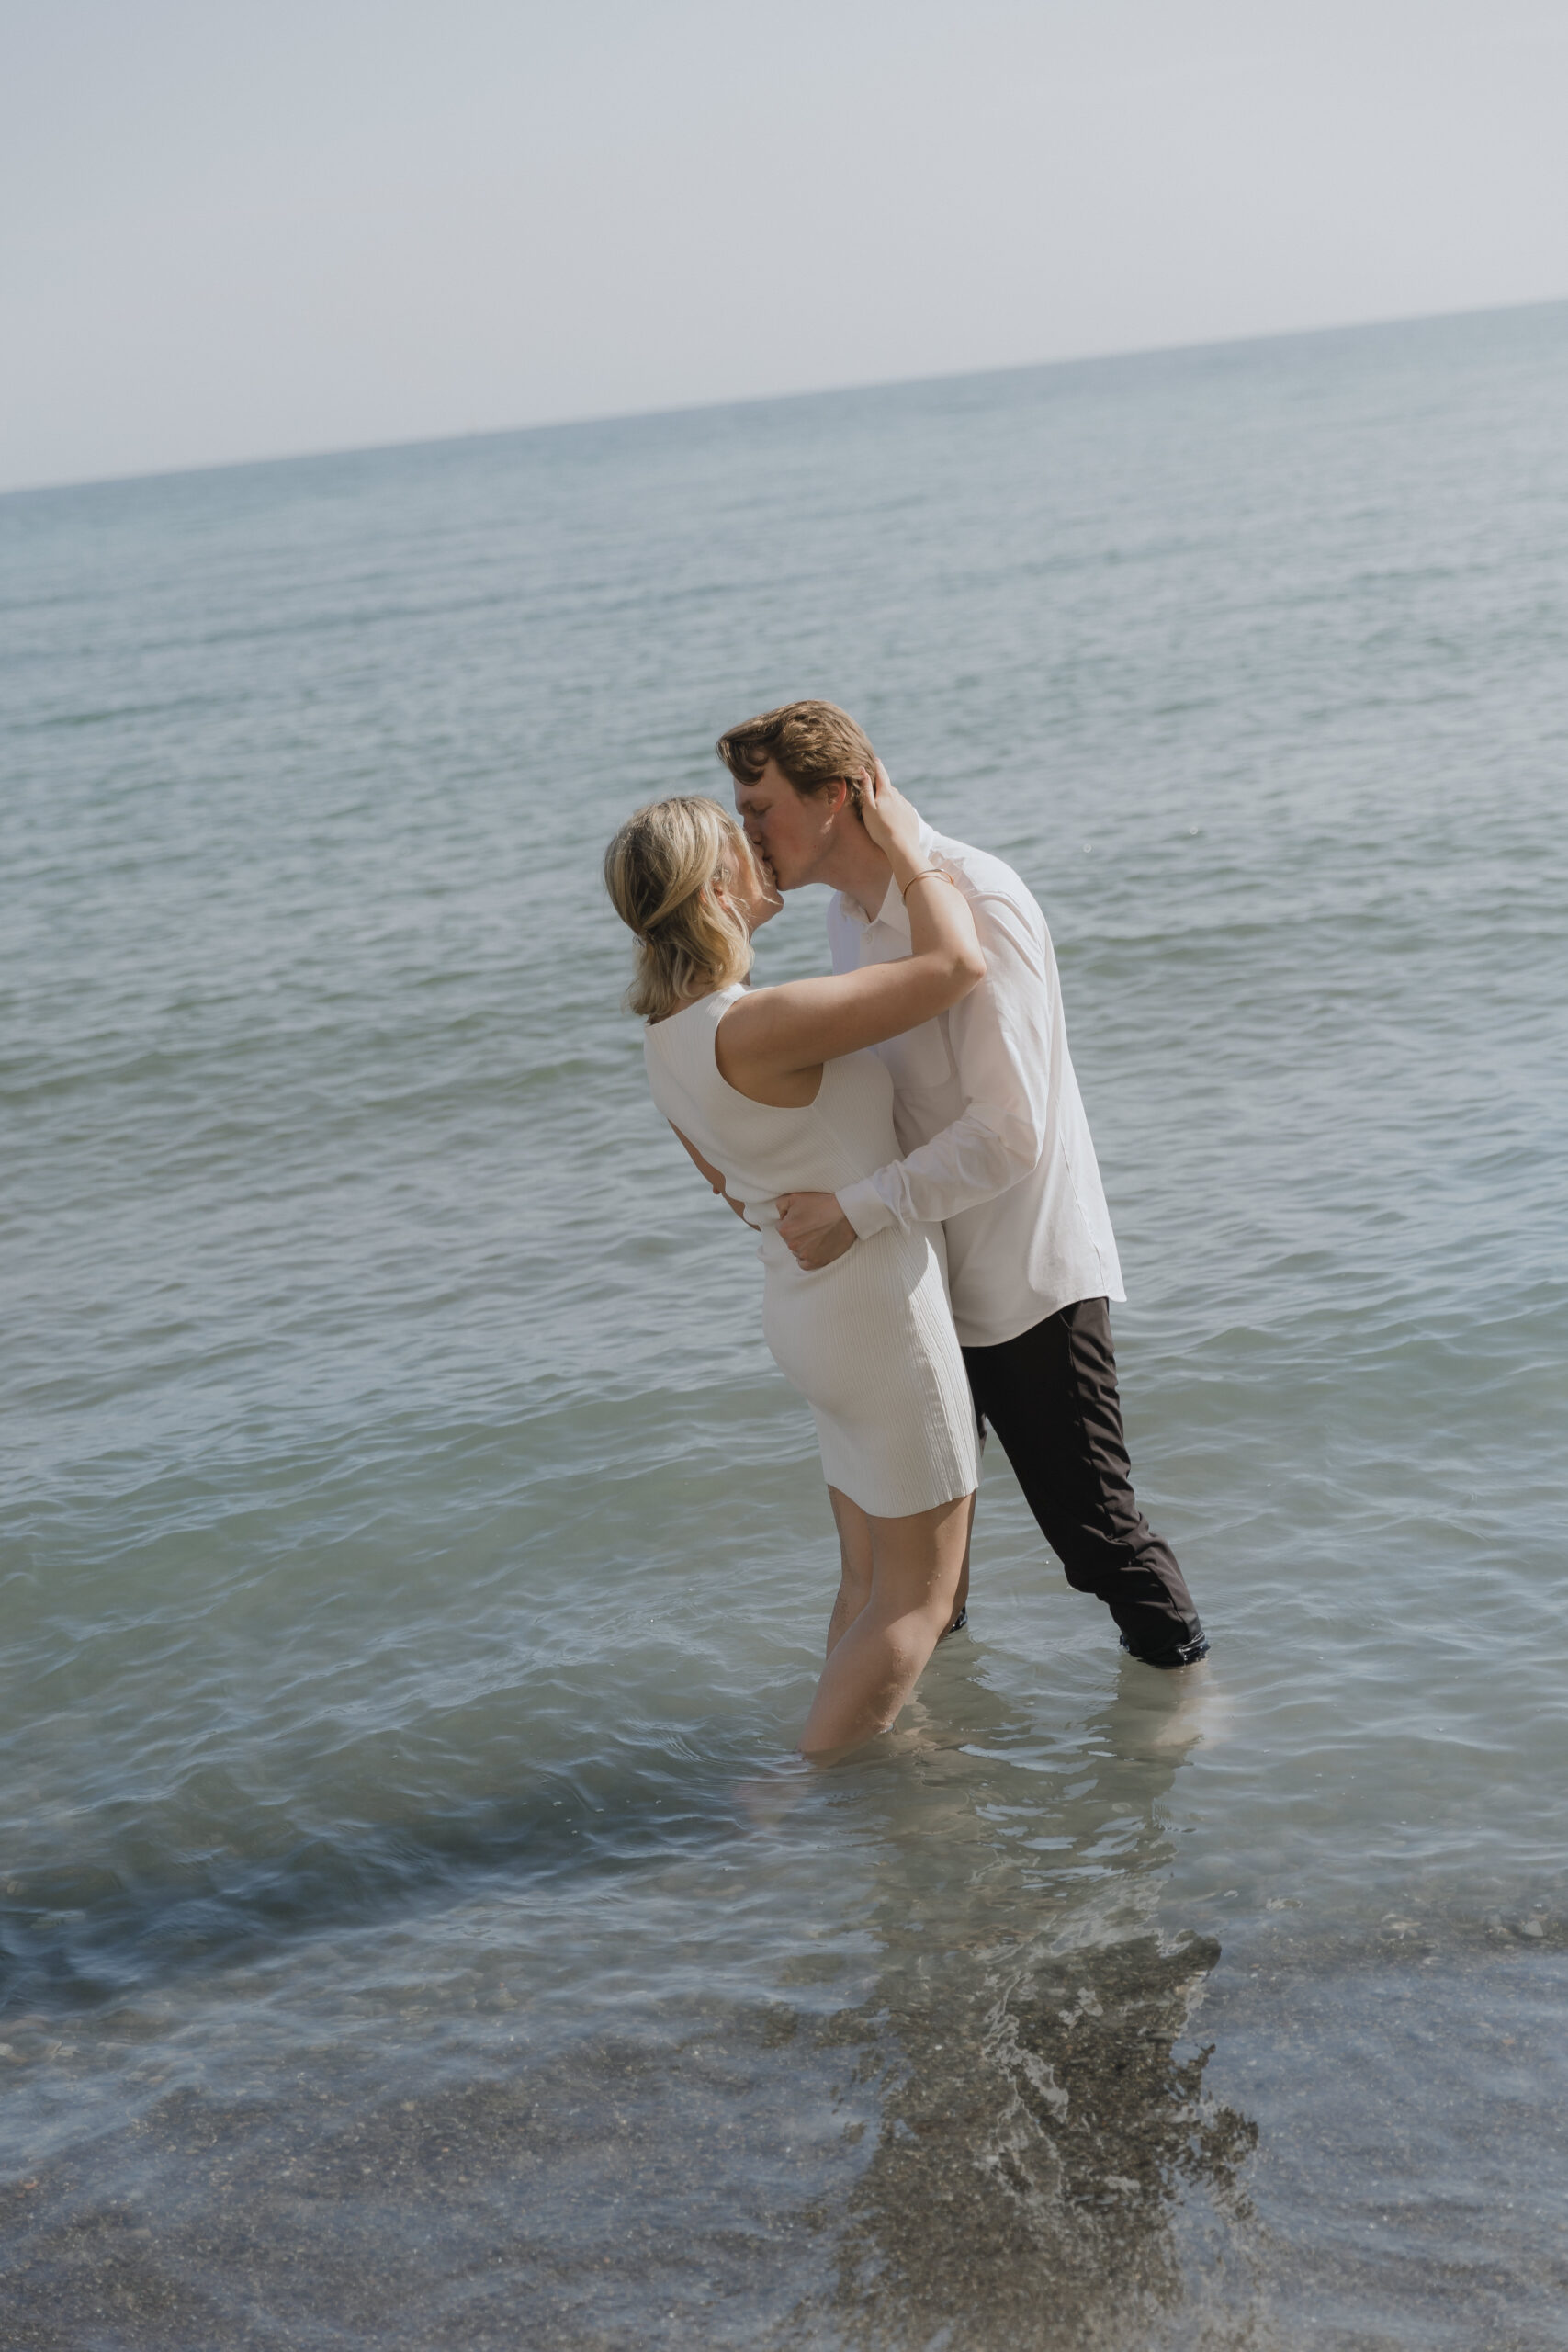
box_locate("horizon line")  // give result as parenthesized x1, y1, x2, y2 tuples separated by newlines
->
(6, 291, 1563, 504)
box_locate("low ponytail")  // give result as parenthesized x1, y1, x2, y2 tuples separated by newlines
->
(604, 796, 756, 1021)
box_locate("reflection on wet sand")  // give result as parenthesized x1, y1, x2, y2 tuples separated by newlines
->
(799, 1647, 1259, 2349)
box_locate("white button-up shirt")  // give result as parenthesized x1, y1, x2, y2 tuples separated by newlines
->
(829, 825, 1124, 1349)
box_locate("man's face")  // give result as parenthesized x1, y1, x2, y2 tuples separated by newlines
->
(732, 758, 842, 892)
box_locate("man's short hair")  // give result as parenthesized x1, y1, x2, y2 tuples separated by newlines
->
(715, 700, 875, 816)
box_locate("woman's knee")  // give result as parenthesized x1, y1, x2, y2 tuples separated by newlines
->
(862, 1585, 959, 1663)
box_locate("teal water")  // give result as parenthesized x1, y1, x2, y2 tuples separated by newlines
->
(3, 303, 1566, 2347)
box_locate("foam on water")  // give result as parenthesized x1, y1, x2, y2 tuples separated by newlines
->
(4, 302, 1567, 2346)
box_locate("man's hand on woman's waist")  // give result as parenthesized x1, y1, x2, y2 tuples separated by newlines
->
(775, 1192, 857, 1270)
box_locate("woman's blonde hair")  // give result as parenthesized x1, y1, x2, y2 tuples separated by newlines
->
(603, 795, 756, 1021)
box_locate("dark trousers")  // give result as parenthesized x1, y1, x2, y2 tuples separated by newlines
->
(961, 1296, 1208, 1667)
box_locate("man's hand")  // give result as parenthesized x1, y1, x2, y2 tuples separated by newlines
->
(776, 1192, 856, 1271)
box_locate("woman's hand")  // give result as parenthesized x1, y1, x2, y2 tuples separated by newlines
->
(857, 761, 925, 868)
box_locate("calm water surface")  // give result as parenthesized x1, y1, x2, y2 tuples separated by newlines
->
(3, 303, 1567, 2348)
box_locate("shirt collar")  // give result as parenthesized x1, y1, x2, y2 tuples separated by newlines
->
(836, 820, 935, 941)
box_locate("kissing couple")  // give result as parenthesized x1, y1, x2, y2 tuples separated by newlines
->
(605, 701, 1208, 1760)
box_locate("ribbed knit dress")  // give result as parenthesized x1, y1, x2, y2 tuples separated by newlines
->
(644, 985, 978, 1517)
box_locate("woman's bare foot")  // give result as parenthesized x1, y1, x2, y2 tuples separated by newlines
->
(733, 1759, 812, 1825)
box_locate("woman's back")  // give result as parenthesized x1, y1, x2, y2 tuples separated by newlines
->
(644, 985, 900, 1229)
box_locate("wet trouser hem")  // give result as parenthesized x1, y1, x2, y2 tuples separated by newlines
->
(1119, 1630, 1211, 1668)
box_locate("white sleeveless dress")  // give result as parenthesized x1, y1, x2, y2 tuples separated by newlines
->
(644, 985, 978, 1517)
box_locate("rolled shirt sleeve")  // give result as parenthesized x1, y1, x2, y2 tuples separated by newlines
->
(836, 895, 1051, 1238)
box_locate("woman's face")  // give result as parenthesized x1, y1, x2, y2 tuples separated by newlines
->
(715, 835, 783, 934)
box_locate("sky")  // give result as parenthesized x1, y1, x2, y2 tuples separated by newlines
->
(3, 0, 1566, 492)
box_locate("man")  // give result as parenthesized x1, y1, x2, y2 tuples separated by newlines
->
(714, 698, 1208, 1669)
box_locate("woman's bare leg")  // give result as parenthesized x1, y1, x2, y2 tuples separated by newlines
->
(943, 1491, 977, 1633)
(825, 1487, 874, 1657)
(798, 1493, 973, 1759)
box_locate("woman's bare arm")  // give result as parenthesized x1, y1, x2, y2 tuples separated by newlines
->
(717, 770, 984, 1086)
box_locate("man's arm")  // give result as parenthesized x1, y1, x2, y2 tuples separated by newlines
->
(777, 895, 1050, 1267)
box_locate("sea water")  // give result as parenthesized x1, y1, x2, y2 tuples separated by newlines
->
(3, 302, 1566, 2348)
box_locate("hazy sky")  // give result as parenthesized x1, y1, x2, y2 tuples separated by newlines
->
(4, 0, 1565, 491)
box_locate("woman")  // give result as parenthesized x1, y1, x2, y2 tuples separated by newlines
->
(604, 769, 986, 1758)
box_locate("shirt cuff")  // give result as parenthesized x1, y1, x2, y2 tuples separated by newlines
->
(836, 1178, 897, 1240)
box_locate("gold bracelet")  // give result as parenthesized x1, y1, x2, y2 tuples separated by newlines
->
(899, 867, 949, 899)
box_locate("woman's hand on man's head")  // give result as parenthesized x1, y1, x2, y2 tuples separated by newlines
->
(857, 761, 924, 865)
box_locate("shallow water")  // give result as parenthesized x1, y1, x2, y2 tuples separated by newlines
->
(4, 301, 1567, 2347)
